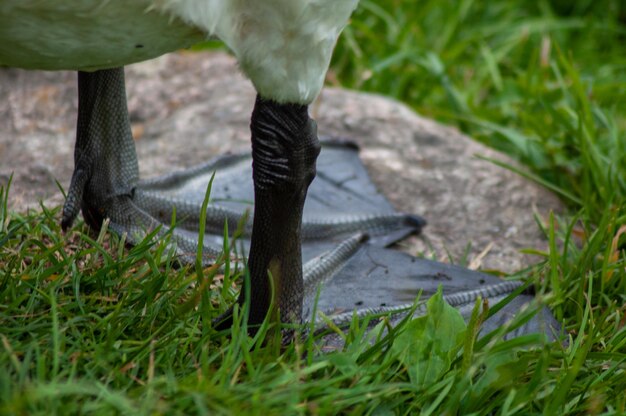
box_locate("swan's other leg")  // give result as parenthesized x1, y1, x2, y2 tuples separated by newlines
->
(62, 68, 139, 231)
(61, 67, 221, 262)
(237, 95, 320, 327)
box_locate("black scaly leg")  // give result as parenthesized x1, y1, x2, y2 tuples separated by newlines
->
(218, 95, 320, 330)
(245, 95, 320, 326)
(62, 68, 223, 260)
(62, 68, 140, 231)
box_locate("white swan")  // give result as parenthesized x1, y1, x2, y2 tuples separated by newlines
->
(0, 0, 361, 331)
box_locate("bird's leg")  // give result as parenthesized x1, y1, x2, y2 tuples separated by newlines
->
(60, 68, 217, 262)
(62, 68, 139, 230)
(237, 95, 320, 328)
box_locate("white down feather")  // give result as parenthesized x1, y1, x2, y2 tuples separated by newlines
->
(157, 0, 359, 103)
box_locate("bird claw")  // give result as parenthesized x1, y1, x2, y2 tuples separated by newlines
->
(61, 168, 88, 231)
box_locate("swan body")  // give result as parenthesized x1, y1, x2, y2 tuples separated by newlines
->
(0, 0, 358, 103)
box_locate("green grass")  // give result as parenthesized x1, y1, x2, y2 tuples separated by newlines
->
(333, 0, 626, 217)
(2, 1, 626, 414)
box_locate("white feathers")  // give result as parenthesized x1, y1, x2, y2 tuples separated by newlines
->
(0, 0, 359, 104)
(157, 0, 359, 104)
(151, 0, 226, 36)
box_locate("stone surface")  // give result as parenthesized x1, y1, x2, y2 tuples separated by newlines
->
(0, 51, 562, 272)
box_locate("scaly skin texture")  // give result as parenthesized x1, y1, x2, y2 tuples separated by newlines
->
(242, 96, 320, 327)
(62, 68, 226, 264)
(62, 68, 139, 231)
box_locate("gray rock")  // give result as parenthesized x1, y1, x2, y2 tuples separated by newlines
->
(0, 51, 562, 273)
